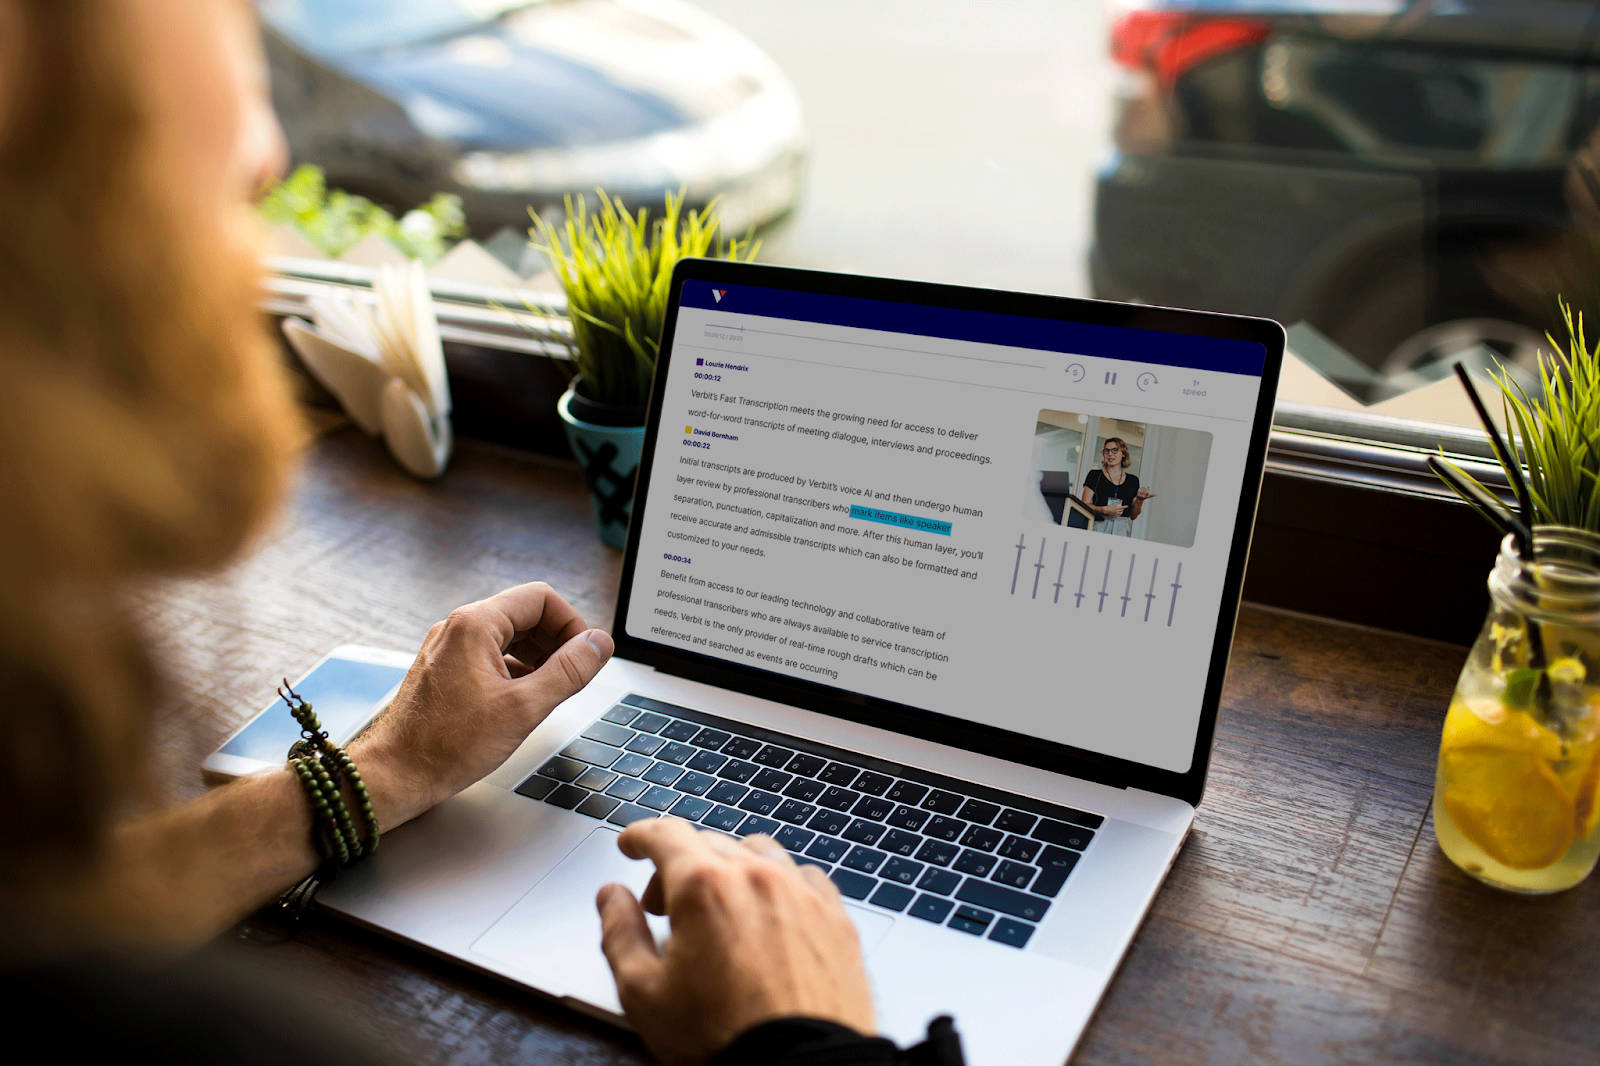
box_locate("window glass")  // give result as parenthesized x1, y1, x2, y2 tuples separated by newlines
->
(258, 0, 1600, 449)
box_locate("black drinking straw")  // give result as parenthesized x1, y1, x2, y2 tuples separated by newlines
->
(1451, 363, 1549, 686)
(1426, 456, 1531, 546)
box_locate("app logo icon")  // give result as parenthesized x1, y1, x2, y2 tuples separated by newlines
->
(712, 288, 727, 303)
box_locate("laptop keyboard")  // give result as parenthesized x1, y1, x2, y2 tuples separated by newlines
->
(513, 694, 1101, 951)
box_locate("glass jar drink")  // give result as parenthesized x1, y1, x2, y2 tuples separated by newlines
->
(1433, 527, 1600, 893)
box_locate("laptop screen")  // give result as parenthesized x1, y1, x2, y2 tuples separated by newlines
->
(620, 270, 1273, 778)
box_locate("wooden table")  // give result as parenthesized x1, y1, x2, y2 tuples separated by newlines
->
(144, 427, 1599, 1065)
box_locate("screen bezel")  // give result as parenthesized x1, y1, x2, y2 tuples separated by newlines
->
(611, 259, 1284, 807)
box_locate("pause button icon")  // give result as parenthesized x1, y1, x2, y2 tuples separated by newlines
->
(1104, 371, 1118, 385)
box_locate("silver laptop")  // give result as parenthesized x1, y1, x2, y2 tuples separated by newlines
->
(321, 260, 1284, 1065)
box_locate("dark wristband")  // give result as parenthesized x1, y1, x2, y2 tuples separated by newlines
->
(709, 1015, 964, 1066)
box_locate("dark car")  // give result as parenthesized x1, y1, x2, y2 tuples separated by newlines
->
(1090, 0, 1600, 396)
(259, 0, 806, 239)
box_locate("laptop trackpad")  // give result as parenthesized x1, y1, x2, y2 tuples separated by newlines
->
(472, 827, 894, 1015)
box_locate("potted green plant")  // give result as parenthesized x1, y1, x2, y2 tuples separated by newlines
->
(529, 189, 757, 547)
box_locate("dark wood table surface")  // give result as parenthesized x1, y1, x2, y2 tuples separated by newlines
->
(141, 426, 1599, 1066)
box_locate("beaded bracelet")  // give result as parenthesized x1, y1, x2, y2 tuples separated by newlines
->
(280, 680, 380, 866)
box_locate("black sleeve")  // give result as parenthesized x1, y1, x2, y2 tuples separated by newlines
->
(1082, 469, 1100, 501)
(710, 1015, 965, 1066)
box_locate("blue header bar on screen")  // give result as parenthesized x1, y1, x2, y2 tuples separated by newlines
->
(680, 282, 1266, 376)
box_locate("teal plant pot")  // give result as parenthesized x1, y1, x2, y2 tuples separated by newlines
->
(557, 385, 645, 549)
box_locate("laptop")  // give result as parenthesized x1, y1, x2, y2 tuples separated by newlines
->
(320, 260, 1284, 1065)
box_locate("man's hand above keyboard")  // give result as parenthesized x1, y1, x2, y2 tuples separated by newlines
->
(598, 817, 876, 1066)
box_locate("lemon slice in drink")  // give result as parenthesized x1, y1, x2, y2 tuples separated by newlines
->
(1441, 746, 1574, 869)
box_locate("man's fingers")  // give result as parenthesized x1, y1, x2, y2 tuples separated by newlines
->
(596, 883, 661, 999)
(516, 628, 613, 711)
(740, 834, 795, 866)
(469, 582, 590, 651)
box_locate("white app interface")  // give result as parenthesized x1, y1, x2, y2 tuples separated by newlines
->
(627, 284, 1266, 773)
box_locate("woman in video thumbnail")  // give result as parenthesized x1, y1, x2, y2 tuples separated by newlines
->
(1082, 437, 1155, 536)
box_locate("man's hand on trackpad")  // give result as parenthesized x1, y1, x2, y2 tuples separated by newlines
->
(597, 817, 876, 1066)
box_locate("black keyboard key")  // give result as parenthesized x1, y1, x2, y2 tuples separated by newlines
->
(514, 774, 558, 800)
(775, 825, 814, 852)
(582, 721, 636, 747)
(774, 799, 818, 825)
(830, 869, 874, 900)
(854, 771, 894, 796)
(880, 829, 921, 856)
(624, 734, 666, 757)
(706, 781, 749, 805)
(577, 794, 621, 819)
(718, 759, 759, 783)
(852, 795, 895, 822)
(841, 819, 885, 846)
(538, 756, 587, 782)
(953, 850, 996, 878)
(786, 753, 827, 777)
(721, 736, 762, 759)
(676, 770, 717, 796)
(1031, 847, 1080, 897)
(738, 790, 781, 816)
(794, 856, 833, 873)
(1032, 818, 1095, 851)
(547, 784, 588, 809)
(817, 762, 861, 787)
(656, 742, 697, 765)
(607, 803, 658, 827)
(736, 815, 781, 838)
(702, 805, 745, 832)
(995, 809, 1037, 835)
(690, 727, 732, 749)
(660, 720, 700, 742)
(918, 868, 960, 895)
(613, 753, 653, 776)
(993, 860, 1036, 890)
(669, 796, 714, 821)
(989, 918, 1036, 949)
(909, 894, 954, 923)
(631, 712, 671, 733)
(751, 768, 792, 792)
(605, 777, 649, 801)
(601, 704, 640, 726)
(807, 809, 850, 836)
(575, 767, 619, 791)
(869, 882, 915, 912)
(819, 786, 862, 811)
(841, 846, 887, 874)
(642, 762, 684, 787)
(886, 805, 929, 832)
(916, 839, 959, 866)
(880, 857, 924, 885)
(956, 879, 1050, 923)
(949, 916, 988, 936)
(949, 905, 994, 935)
(806, 835, 849, 863)
(783, 778, 825, 802)
(922, 790, 963, 814)
(639, 786, 679, 811)
(956, 799, 1001, 825)
(925, 816, 965, 841)
(960, 825, 1004, 852)
(753, 744, 794, 768)
(886, 781, 929, 806)
(998, 835, 1041, 862)
(688, 750, 729, 774)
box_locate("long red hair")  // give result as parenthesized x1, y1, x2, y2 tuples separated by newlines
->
(0, 3, 299, 883)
